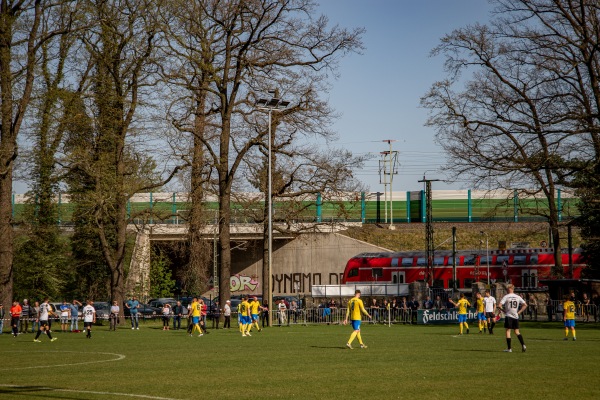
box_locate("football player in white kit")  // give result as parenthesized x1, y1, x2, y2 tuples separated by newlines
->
(497, 284, 527, 352)
(83, 300, 96, 339)
(483, 290, 496, 334)
(34, 298, 57, 342)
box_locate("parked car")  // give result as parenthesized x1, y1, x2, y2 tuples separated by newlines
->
(148, 298, 178, 309)
(92, 302, 111, 321)
(123, 302, 160, 319)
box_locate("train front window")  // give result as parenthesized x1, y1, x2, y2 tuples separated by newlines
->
(348, 268, 358, 278)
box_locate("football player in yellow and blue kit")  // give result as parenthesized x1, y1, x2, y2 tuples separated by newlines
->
(237, 302, 243, 332)
(343, 290, 371, 349)
(563, 296, 576, 341)
(475, 292, 487, 333)
(188, 297, 202, 337)
(449, 293, 471, 335)
(248, 296, 262, 333)
(239, 296, 252, 337)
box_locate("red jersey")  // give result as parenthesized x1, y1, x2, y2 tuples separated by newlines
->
(10, 304, 22, 317)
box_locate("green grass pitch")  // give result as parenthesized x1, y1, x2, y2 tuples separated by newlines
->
(1, 321, 598, 399)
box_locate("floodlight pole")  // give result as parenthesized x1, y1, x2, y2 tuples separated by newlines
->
(481, 231, 490, 285)
(255, 92, 289, 327)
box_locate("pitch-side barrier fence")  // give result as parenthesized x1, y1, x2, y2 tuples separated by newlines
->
(2, 304, 597, 331)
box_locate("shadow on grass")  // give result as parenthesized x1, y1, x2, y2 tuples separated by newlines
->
(448, 349, 504, 353)
(310, 345, 348, 350)
(0, 386, 80, 400)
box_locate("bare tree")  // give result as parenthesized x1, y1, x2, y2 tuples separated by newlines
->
(161, 0, 364, 305)
(64, 0, 183, 312)
(0, 0, 74, 308)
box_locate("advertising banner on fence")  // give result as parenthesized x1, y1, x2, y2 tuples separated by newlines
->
(417, 308, 503, 325)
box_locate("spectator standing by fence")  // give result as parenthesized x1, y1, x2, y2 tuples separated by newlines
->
(593, 294, 599, 323)
(390, 298, 398, 322)
(433, 295, 445, 311)
(20, 299, 33, 334)
(400, 297, 409, 325)
(582, 293, 591, 323)
(545, 294, 554, 322)
(172, 301, 184, 330)
(10, 301, 22, 337)
(212, 300, 221, 329)
(162, 304, 171, 330)
(110, 301, 119, 331)
(70, 300, 82, 332)
(59, 300, 70, 333)
(424, 296, 433, 310)
(261, 300, 269, 328)
(32, 301, 40, 333)
(409, 297, 419, 325)
(223, 300, 231, 329)
(290, 300, 299, 324)
(278, 300, 287, 325)
(370, 298, 379, 324)
(527, 294, 537, 321)
(0, 303, 4, 334)
(126, 296, 140, 330)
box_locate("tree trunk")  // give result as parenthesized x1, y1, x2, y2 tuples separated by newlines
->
(188, 95, 209, 294)
(0, 167, 13, 308)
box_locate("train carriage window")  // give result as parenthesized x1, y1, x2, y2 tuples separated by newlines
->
(496, 255, 509, 265)
(513, 255, 527, 265)
(529, 255, 538, 264)
(348, 268, 358, 278)
(449, 279, 460, 289)
(416, 257, 427, 266)
(480, 256, 491, 265)
(401, 258, 414, 266)
(433, 257, 445, 266)
(464, 279, 474, 288)
(463, 256, 476, 265)
(432, 279, 444, 287)
(372, 268, 383, 279)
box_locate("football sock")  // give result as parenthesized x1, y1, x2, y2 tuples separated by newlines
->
(47, 331, 53, 340)
(459, 324, 463, 334)
(517, 334, 524, 346)
(478, 321, 483, 331)
(572, 328, 576, 337)
(506, 338, 512, 349)
(463, 322, 469, 331)
(565, 328, 569, 337)
(35, 330, 41, 339)
(357, 332, 363, 345)
(348, 331, 358, 344)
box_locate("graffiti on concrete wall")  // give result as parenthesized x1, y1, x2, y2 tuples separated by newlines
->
(272, 272, 344, 294)
(230, 274, 260, 292)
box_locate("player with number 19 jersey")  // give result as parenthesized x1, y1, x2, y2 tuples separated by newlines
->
(500, 293, 526, 320)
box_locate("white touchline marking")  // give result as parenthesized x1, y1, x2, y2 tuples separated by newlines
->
(0, 351, 125, 371)
(0, 385, 181, 400)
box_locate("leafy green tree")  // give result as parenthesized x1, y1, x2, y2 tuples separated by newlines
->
(149, 248, 175, 298)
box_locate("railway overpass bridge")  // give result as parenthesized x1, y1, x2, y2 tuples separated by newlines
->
(125, 221, 389, 300)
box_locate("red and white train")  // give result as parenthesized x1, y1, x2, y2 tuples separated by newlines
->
(341, 248, 586, 289)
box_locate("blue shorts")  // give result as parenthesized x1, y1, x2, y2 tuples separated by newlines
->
(192, 316, 199, 324)
(241, 316, 251, 324)
(564, 319, 575, 328)
(251, 314, 259, 321)
(351, 320, 361, 330)
(458, 314, 467, 323)
(478, 312, 486, 321)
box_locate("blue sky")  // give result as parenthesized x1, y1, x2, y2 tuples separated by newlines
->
(317, 0, 494, 192)
(12, 1, 494, 195)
